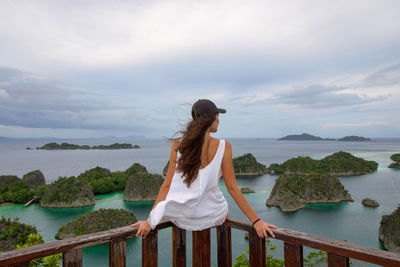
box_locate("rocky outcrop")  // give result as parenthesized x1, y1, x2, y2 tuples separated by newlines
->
(241, 187, 255, 193)
(77, 166, 111, 180)
(124, 163, 148, 177)
(0, 175, 21, 189)
(379, 204, 400, 253)
(389, 162, 400, 169)
(123, 172, 164, 201)
(362, 198, 379, 207)
(0, 175, 35, 204)
(40, 176, 95, 208)
(55, 208, 137, 239)
(267, 151, 378, 176)
(389, 154, 400, 169)
(266, 173, 353, 212)
(22, 170, 46, 188)
(233, 153, 268, 176)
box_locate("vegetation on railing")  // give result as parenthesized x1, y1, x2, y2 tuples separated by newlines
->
(233, 238, 354, 267)
(16, 233, 62, 267)
(0, 216, 38, 252)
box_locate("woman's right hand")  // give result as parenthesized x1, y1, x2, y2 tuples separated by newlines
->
(253, 220, 278, 239)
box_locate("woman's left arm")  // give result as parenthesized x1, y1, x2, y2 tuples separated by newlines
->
(131, 139, 180, 237)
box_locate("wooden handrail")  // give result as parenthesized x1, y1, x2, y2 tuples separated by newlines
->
(0, 216, 399, 267)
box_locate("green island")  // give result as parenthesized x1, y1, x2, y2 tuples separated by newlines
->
(277, 133, 371, 142)
(278, 133, 335, 141)
(232, 153, 268, 176)
(362, 198, 379, 207)
(35, 142, 140, 150)
(123, 162, 165, 201)
(338, 136, 372, 141)
(240, 186, 255, 193)
(379, 204, 400, 253)
(0, 171, 47, 205)
(55, 208, 137, 239)
(391, 153, 400, 162)
(123, 171, 164, 201)
(0, 162, 162, 206)
(77, 166, 127, 194)
(389, 153, 400, 169)
(266, 173, 353, 212)
(40, 176, 95, 208)
(267, 151, 378, 176)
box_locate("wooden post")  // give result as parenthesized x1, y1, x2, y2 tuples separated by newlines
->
(192, 229, 210, 267)
(63, 248, 83, 267)
(109, 238, 127, 267)
(172, 226, 186, 267)
(284, 242, 303, 267)
(248, 229, 266, 267)
(328, 252, 350, 267)
(142, 230, 158, 267)
(216, 224, 232, 267)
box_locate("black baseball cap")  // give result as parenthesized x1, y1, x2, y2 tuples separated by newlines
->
(191, 99, 226, 120)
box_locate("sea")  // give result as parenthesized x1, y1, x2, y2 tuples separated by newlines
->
(0, 137, 399, 267)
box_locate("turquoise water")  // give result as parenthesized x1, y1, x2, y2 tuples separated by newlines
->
(1, 138, 400, 266)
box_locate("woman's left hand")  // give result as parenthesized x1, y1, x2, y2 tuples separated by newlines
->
(130, 220, 152, 238)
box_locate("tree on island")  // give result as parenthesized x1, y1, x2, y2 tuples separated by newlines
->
(55, 208, 137, 239)
(40, 176, 95, 208)
(267, 151, 378, 176)
(266, 172, 353, 212)
(389, 153, 400, 169)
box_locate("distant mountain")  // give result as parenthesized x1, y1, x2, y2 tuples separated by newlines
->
(0, 135, 146, 141)
(278, 133, 335, 141)
(338, 136, 372, 141)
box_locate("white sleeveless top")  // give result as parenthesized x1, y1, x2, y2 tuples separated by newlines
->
(148, 139, 229, 231)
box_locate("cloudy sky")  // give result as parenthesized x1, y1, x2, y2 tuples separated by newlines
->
(0, 0, 399, 139)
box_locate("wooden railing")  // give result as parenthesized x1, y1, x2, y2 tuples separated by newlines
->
(1, 216, 400, 267)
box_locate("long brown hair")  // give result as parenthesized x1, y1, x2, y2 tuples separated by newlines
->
(164, 112, 217, 188)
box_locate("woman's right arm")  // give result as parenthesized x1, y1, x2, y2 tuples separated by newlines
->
(221, 140, 277, 238)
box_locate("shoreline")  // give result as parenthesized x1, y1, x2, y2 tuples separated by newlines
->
(0, 202, 17, 207)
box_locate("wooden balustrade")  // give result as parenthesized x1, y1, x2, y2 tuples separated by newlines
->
(1, 216, 400, 267)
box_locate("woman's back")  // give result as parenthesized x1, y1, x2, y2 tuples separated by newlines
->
(148, 138, 229, 231)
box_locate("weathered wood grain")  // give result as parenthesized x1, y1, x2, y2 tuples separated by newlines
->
(172, 226, 186, 267)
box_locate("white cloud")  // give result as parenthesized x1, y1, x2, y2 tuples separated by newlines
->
(0, 1, 400, 72)
(0, 89, 9, 100)
(322, 122, 390, 128)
